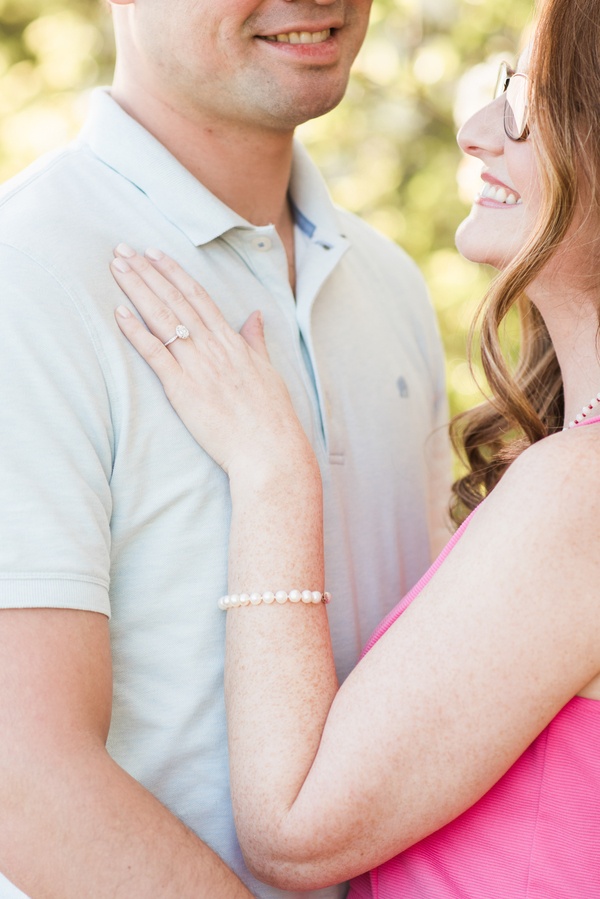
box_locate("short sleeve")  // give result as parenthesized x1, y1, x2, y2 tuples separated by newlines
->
(0, 243, 113, 615)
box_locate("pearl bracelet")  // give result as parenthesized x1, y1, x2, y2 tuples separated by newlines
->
(218, 590, 331, 611)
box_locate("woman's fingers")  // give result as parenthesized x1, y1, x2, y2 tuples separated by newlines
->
(112, 246, 270, 363)
(114, 304, 181, 384)
(141, 248, 229, 333)
(111, 246, 205, 347)
(239, 311, 269, 361)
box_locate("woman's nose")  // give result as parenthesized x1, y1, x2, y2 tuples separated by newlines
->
(457, 96, 505, 160)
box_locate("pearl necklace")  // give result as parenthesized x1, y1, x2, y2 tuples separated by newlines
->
(566, 391, 600, 429)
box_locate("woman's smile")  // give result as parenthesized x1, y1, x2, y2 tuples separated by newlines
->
(475, 174, 523, 207)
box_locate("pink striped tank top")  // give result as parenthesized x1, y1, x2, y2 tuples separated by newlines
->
(349, 417, 600, 898)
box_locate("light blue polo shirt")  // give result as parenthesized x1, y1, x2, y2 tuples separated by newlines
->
(0, 89, 450, 898)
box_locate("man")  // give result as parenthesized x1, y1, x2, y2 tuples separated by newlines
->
(0, 1, 451, 896)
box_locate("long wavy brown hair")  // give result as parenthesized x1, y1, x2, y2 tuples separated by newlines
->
(450, 0, 600, 526)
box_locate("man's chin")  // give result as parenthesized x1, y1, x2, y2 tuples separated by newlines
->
(262, 84, 351, 130)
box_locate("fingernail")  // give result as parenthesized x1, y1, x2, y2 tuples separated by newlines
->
(112, 258, 130, 272)
(115, 243, 135, 258)
(115, 305, 131, 318)
(257, 311, 264, 328)
(145, 247, 163, 261)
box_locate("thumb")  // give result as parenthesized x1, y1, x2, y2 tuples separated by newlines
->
(240, 310, 269, 360)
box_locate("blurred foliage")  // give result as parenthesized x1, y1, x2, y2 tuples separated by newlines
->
(0, 0, 534, 422)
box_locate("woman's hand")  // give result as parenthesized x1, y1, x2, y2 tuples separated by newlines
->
(110, 245, 314, 484)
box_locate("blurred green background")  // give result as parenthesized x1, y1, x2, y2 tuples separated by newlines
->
(0, 0, 533, 419)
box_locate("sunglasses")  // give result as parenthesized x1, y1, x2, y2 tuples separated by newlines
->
(494, 61, 530, 142)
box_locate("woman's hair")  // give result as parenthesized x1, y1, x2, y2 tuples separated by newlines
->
(450, 0, 600, 526)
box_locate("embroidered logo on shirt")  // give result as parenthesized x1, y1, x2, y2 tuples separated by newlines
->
(397, 376, 409, 398)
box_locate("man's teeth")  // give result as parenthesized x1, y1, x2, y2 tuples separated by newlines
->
(479, 182, 522, 205)
(264, 29, 331, 44)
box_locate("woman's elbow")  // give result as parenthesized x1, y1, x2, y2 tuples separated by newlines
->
(238, 830, 350, 892)
(244, 851, 340, 892)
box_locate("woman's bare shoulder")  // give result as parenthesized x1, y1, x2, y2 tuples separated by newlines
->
(484, 424, 600, 550)
(500, 423, 600, 487)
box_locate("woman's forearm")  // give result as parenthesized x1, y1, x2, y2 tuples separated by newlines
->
(225, 454, 339, 884)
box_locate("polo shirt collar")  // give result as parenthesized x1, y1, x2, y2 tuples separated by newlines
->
(288, 141, 345, 250)
(79, 88, 345, 251)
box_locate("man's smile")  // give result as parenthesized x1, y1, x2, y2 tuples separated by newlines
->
(261, 29, 332, 45)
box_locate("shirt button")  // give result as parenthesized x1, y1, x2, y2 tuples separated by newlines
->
(251, 236, 272, 251)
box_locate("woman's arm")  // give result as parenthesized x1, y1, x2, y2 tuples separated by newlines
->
(112, 249, 600, 890)
(224, 435, 600, 889)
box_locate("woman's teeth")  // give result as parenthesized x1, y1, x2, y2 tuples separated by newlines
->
(264, 29, 331, 44)
(479, 182, 522, 205)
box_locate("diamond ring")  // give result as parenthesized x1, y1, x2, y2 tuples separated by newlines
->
(163, 324, 190, 347)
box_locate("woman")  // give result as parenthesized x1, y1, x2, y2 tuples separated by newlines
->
(109, 0, 600, 894)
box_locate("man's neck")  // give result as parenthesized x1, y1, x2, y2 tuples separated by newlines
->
(111, 80, 298, 290)
(111, 81, 295, 239)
